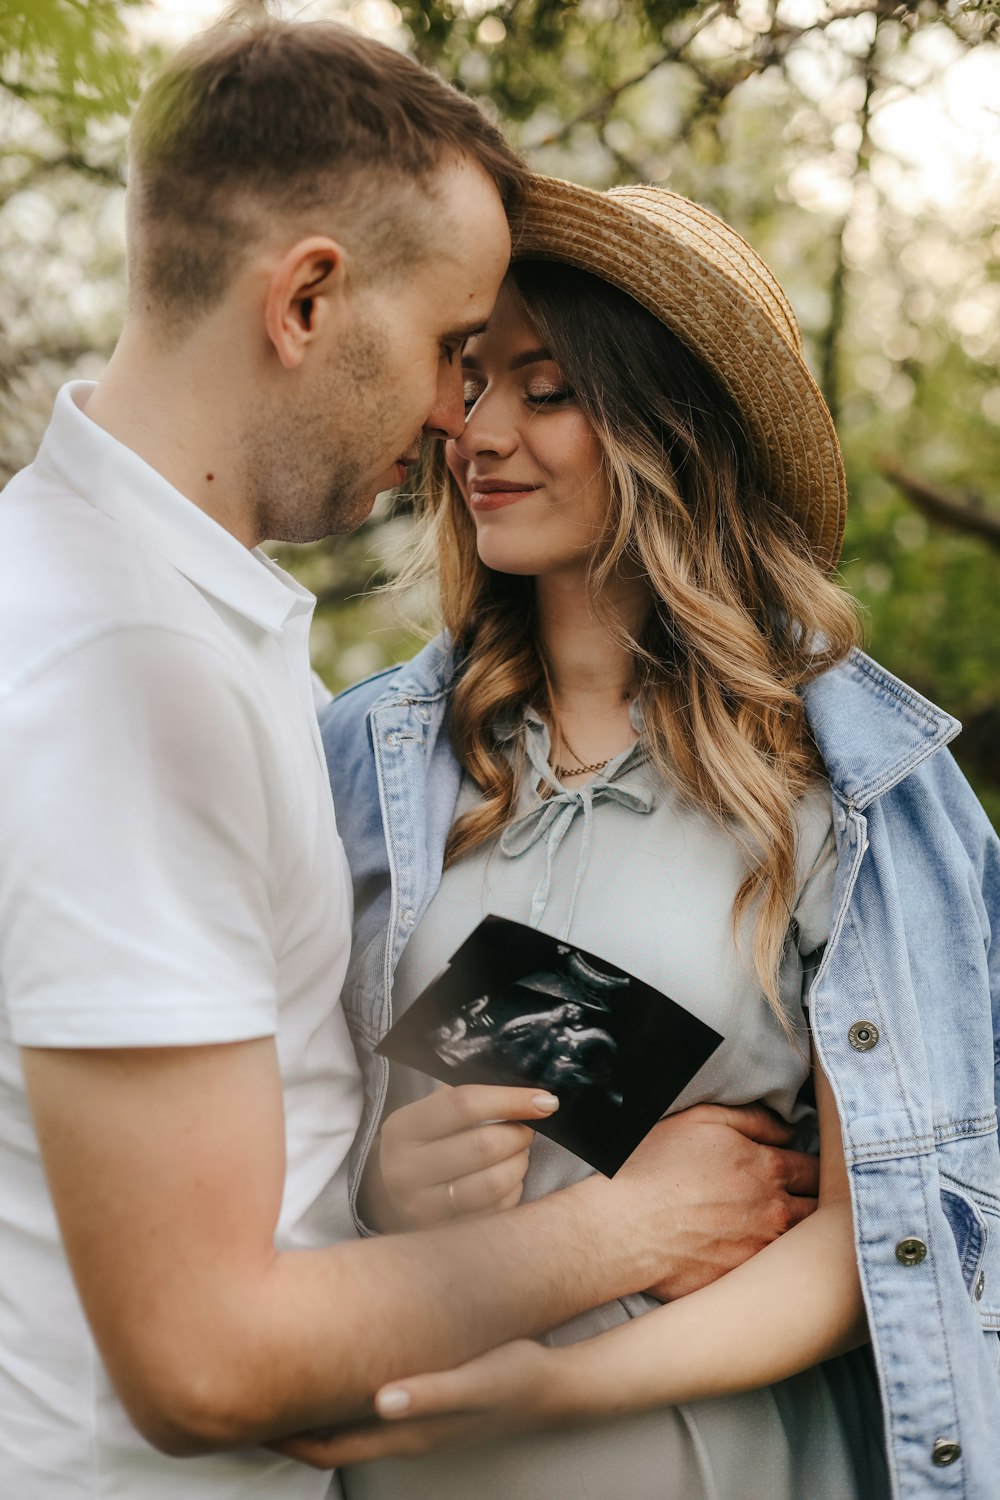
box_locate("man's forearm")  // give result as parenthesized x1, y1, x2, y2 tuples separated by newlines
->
(157, 1170, 653, 1452)
(25, 1040, 816, 1459)
(288, 1198, 866, 1474)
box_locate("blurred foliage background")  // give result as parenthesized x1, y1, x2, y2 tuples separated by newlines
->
(1, 0, 998, 819)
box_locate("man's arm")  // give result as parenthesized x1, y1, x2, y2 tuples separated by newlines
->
(263, 1061, 856, 1470)
(23, 1039, 817, 1456)
(7, 629, 817, 1457)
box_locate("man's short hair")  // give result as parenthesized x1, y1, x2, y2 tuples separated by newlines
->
(128, 15, 525, 318)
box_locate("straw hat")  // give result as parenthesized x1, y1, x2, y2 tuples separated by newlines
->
(510, 174, 847, 572)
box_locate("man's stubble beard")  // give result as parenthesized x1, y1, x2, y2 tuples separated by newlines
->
(246, 314, 400, 545)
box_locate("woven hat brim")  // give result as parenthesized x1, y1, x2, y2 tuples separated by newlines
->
(510, 175, 846, 573)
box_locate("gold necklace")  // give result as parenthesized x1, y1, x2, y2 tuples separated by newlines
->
(550, 726, 612, 780)
(549, 688, 638, 780)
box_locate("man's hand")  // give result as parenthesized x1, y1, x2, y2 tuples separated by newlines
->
(273, 1076, 845, 1470)
(606, 1101, 818, 1301)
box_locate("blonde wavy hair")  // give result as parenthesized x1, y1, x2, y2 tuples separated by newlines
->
(400, 260, 861, 1021)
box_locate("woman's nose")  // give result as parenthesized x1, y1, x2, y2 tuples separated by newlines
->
(451, 396, 518, 461)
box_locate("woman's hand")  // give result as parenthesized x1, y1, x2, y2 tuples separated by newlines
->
(365, 1084, 559, 1232)
(270, 1340, 578, 1469)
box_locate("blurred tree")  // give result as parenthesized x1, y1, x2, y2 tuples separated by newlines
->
(1, 0, 997, 816)
(0, 0, 146, 470)
(1, 0, 140, 122)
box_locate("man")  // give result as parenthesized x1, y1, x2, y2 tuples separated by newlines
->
(0, 17, 818, 1497)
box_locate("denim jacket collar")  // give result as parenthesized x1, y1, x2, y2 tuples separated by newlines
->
(371, 634, 456, 706)
(373, 636, 962, 814)
(802, 651, 960, 811)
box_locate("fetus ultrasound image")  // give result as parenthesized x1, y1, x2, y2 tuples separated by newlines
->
(378, 916, 723, 1176)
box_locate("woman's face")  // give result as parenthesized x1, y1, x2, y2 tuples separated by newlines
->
(445, 280, 611, 578)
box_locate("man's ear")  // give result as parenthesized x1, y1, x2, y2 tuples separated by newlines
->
(264, 236, 347, 370)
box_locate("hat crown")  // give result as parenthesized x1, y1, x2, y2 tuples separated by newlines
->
(604, 185, 803, 356)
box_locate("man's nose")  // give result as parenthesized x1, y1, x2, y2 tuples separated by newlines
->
(422, 359, 466, 442)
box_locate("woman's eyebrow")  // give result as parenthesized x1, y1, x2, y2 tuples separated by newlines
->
(510, 347, 553, 370)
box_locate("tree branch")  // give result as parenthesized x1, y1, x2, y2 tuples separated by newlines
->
(0, 151, 124, 204)
(877, 456, 1000, 550)
(531, 0, 964, 154)
(534, 3, 725, 148)
(817, 19, 880, 423)
(0, 74, 76, 105)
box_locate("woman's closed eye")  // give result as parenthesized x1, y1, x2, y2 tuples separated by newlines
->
(525, 382, 573, 407)
(460, 377, 575, 414)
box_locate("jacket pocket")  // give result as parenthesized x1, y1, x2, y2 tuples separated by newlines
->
(941, 1184, 988, 1293)
(940, 1179, 1000, 1383)
(941, 1183, 1000, 1352)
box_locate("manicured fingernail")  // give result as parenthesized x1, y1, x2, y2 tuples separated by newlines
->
(376, 1386, 411, 1417)
(532, 1092, 559, 1112)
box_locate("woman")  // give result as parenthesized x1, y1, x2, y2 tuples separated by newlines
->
(320, 177, 1000, 1499)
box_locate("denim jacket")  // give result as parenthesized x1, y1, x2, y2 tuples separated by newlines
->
(320, 638, 1000, 1500)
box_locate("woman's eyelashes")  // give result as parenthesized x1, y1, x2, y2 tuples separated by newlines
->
(461, 377, 573, 413)
(525, 382, 572, 406)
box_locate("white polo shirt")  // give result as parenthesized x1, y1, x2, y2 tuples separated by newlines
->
(0, 383, 362, 1497)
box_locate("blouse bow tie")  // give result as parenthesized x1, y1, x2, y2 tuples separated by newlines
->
(499, 775, 654, 936)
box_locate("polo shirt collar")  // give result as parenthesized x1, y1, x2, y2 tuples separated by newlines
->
(39, 382, 310, 634)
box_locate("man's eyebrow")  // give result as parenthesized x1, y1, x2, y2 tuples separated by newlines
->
(462, 345, 554, 372)
(444, 320, 489, 344)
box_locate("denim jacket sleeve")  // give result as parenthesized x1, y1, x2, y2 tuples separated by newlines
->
(805, 653, 1000, 1498)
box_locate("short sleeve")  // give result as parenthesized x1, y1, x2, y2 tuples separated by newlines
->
(0, 626, 278, 1047)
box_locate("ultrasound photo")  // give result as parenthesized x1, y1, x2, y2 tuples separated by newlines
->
(377, 915, 723, 1176)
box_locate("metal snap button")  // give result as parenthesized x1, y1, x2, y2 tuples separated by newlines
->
(848, 1021, 879, 1052)
(896, 1237, 928, 1266)
(975, 1270, 985, 1301)
(932, 1438, 961, 1466)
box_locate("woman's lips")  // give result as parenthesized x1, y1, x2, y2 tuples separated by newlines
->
(468, 483, 541, 511)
